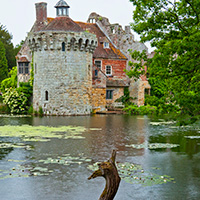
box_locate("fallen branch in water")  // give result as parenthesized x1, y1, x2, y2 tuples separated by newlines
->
(88, 150, 121, 200)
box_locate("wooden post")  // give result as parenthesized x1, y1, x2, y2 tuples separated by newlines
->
(88, 150, 121, 200)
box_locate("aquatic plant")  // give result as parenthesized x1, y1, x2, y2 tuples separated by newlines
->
(88, 161, 175, 187)
(0, 125, 86, 142)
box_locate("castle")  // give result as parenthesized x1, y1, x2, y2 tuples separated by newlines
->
(16, 0, 150, 115)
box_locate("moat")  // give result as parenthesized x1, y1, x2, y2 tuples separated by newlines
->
(0, 115, 200, 200)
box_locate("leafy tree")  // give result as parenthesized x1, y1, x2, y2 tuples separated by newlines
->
(128, 0, 200, 124)
(0, 40, 8, 84)
(0, 24, 15, 70)
(0, 66, 17, 93)
(14, 40, 24, 57)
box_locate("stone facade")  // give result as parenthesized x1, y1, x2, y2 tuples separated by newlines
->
(29, 30, 97, 115)
(87, 12, 151, 106)
(129, 79, 151, 107)
(16, 1, 151, 116)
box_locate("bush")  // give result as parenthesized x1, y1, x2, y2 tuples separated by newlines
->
(28, 105, 33, 115)
(0, 95, 3, 103)
(145, 94, 179, 115)
(124, 104, 157, 115)
(115, 87, 133, 106)
(3, 88, 29, 114)
(0, 104, 9, 114)
(38, 106, 43, 117)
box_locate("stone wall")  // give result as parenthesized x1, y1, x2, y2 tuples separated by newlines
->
(129, 79, 151, 107)
(106, 87, 124, 107)
(91, 88, 106, 112)
(87, 12, 148, 67)
(29, 31, 97, 115)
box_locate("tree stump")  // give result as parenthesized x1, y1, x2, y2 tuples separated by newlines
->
(88, 150, 121, 200)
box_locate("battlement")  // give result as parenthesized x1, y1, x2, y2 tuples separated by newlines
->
(28, 31, 97, 53)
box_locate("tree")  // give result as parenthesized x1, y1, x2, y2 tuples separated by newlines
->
(0, 40, 8, 84)
(0, 24, 15, 70)
(0, 66, 17, 93)
(128, 0, 200, 124)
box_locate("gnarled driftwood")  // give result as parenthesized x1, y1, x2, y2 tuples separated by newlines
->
(88, 150, 121, 200)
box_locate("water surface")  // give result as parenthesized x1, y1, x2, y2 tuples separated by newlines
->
(0, 115, 199, 200)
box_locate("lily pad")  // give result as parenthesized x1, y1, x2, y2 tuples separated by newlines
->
(0, 164, 53, 180)
(126, 143, 179, 149)
(0, 142, 33, 150)
(88, 162, 175, 186)
(0, 125, 86, 142)
(150, 121, 175, 126)
(39, 155, 92, 166)
(184, 136, 200, 139)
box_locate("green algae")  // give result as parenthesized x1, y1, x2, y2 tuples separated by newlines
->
(0, 125, 86, 142)
(88, 162, 175, 186)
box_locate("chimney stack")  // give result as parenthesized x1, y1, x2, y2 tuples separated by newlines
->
(35, 2, 47, 22)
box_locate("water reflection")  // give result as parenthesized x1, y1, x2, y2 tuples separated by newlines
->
(0, 115, 199, 200)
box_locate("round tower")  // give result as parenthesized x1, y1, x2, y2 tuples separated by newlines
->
(29, 1, 97, 115)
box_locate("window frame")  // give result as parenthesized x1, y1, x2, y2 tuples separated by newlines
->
(94, 60, 102, 70)
(106, 65, 112, 76)
(103, 42, 109, 49)
(106, 90, 114, 100)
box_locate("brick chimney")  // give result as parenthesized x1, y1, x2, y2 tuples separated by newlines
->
(35, 2, 47, 23)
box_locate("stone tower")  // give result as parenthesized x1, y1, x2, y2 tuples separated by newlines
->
(28, 1, 97, 115)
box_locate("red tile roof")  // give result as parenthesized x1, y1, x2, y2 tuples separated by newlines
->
(18, 56, 29, 62)
(76, 22, 127, 60)
(42, 17, 83, 32)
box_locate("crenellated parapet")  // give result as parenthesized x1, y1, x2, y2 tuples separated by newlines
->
(28, 31, 98, 53)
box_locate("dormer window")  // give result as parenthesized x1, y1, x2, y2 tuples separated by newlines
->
(104, 42, 109, 49)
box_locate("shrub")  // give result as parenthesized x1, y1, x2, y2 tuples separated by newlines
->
(3, 88, 29, 114)
(38, 106, 43, 117)
(0, 104, 9, 114)
(124, 104, 157, 115)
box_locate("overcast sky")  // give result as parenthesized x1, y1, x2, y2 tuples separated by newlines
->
(0, 0, 152, 51)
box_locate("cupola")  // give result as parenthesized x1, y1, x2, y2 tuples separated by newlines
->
(55, 0, 70, 17)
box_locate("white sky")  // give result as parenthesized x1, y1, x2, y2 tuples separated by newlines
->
(0, 0, 152, 51)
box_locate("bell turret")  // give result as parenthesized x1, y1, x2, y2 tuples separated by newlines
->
(55, 0, 70, 17)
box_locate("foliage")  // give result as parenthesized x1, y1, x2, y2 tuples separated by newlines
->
(29, 54, 34, 87)
(0, 24, 15, 70)
(18, 82, 33, 101)
(0, 40, 8, 84)
(0, 66, 33, 115)
(0, 66, 17, 93)
(125, 49, 148, 80)
(128, 0, 200, 123)
(38, 106, 44, 117)
(3, 88, 29, 114)
(14, 40, 24, 57)
(124, 104, 157, 115)
(145, 95, 180, 115)
(115, 87, 133, 106)
(0, 104, 9, 114)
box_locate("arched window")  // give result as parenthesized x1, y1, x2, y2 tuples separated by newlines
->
(45, 91, 49, 101)
(78, 38, 83, 50)
(62, 42, 65, 51)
